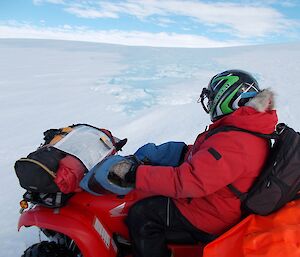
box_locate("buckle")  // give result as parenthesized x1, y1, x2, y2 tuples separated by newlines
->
(276, 123, 286, 135)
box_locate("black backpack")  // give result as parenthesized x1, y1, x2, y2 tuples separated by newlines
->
(205, 123, 300, 216)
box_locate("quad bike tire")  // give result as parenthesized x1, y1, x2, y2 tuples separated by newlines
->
(21, 241, 75, 257)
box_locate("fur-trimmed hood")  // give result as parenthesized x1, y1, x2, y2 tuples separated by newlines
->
(210, 88, 278, 134)
(245, 89, 275, 112)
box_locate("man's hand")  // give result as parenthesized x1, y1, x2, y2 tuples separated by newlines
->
(108, 155, 140, 184)
(109, 159, 133, 180)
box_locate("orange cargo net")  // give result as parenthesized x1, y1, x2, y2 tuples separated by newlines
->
(203, 200, 300, 257)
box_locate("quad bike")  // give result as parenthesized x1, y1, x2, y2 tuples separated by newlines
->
(17, 179, 300, 257)
(18, 189, 205, 257)
(17, 124, 300, 257)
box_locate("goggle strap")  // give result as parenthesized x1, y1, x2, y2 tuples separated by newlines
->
(199, 88, 210, 113)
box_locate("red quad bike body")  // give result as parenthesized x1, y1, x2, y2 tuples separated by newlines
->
(18, 190, 205, 257)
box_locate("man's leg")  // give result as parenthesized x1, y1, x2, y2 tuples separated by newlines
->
(126, 196, 215, 257)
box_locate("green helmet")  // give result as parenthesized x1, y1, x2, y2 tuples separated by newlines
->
(199, 70, 260, 121)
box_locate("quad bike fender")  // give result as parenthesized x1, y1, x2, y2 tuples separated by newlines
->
(18, 206, 117, 257)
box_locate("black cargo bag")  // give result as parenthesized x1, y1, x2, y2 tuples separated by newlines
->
(15, 146, 66, 193)
(14, 123, 126, 208)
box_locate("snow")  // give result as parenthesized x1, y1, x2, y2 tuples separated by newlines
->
(0, 38, 299, 256)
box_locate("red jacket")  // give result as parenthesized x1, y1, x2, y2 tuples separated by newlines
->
(135, 106, 278, 235)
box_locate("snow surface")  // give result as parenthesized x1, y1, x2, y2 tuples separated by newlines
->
(1, 38, 300, 256)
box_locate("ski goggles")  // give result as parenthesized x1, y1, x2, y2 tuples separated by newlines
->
(198, 87, 214, 113)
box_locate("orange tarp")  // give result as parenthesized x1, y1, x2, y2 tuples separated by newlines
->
(203, 200, 300, 257)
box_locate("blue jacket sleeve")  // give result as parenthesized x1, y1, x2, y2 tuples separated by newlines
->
(134, 142, 187, 167)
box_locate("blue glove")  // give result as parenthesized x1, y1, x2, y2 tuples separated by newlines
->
(108, 155, 139, 185)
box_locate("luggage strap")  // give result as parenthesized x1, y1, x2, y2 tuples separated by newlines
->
(204, 125, 279, 200)
(18, 158, 56, 178)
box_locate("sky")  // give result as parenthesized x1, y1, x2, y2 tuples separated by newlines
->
(0, 0, 300, 47)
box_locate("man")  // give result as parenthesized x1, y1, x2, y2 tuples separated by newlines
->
(109, 70, 278, 257)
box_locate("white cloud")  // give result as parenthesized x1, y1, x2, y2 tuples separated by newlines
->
(50, 0, 299, 38)
(33, 0, 65, 5)
(153, 17, 176, 27)
(0, 22, 243, 48)
(64, 6, 119, 19)
(62, 24, 72, 29)
(254, 0, 298, 8)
